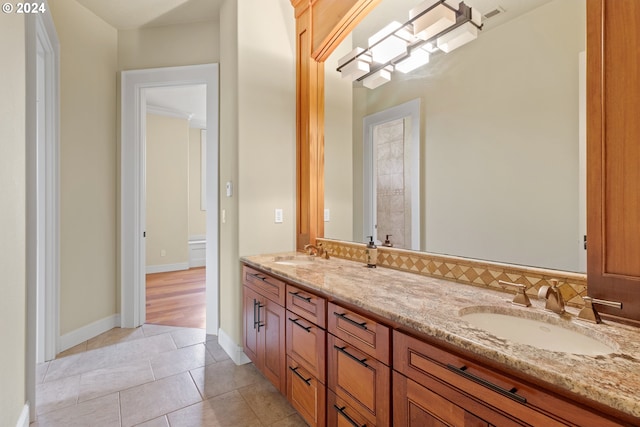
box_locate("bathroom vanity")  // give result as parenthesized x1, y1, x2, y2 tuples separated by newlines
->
(241, 253, 640, 427)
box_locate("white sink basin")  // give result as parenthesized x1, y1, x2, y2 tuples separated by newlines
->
(460, 307, 617, 356)
(273, 255, 316, 266)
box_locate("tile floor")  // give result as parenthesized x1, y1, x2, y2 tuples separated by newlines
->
(33, 324, 308, 427)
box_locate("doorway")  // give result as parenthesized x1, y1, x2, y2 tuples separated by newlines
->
(120, 64, 219, 334)
(363, 99, 421, 250)
(26, 9, 61, 421)
(144, 85, 208, 328)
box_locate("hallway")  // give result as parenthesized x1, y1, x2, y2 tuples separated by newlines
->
(146, 268, 206, 329)
(34, 325, 306, 426)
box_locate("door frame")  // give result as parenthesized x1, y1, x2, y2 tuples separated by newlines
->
(25, 6, 61, 420)
(120, 64, 220, 333)
(363, 99, 421, 250)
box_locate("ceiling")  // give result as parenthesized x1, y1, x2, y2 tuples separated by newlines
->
(75, 0, 224, 29)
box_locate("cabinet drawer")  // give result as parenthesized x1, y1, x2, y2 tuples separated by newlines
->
(328, 302, 390, 363)
(242, 266, 285, 305)
(287, 356, 326, 427)
(393, 331, 625, 427)
(328, 390, 374, 427)
(286, 310, 326, 382)
(328, 334, 390, 427)
(286, 284, 326, 328)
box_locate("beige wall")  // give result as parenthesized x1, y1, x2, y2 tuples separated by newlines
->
(0, 12, 27, 427)
(324, 36, 354, 242)
(347, 0, 584, 271)
(189, 128, 207, 238)
(219, 0, 296, 347)
(145, 114, 190, 267)
(50, 0, 119, 335)
(118, 20, 219, 70)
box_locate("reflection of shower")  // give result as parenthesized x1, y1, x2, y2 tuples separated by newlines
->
(373, 118, 411, 249)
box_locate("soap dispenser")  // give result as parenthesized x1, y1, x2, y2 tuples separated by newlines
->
(382, 235, 393, 247)
(366, 236, 377, 268)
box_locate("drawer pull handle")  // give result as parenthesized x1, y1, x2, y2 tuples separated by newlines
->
(289, 366, 312, 386)
(447, 364, 527, 404)
(248, 273, 267, 282)
(333, 312, 368, 330)
(334, 345, 369, 368)
(333, 405, 366, 427)
(288, 291, 312, 303)
(288, 317, 311, 332)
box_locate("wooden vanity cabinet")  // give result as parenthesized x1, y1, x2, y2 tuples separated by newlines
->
(242, 266, 287, 393)
(285, 284, 327, 427)
(393, 330, 630, 427)
(327, 302, 391, 427)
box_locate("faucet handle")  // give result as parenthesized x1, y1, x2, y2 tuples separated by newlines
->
(499, 280, 531, 307)
(577, 296, 622, 324)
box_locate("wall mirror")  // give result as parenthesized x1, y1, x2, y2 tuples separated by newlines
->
(324, 0, 586, 273)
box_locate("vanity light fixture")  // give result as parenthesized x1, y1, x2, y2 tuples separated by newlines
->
(368, 21, 408, 64)
(338, 47, 372, 80)
(436, 20, 478, 52)
(363, 66, 393, 89)
(395, 47, 430, 73)
(336, 0, 483, 89)
(411, 0, 457, 41)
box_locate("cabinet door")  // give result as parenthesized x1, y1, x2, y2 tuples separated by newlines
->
(393, 371, 492, 427)
(287, 356, 326, 427)
(286, 310, 326, 382)
(243, 286, 260, 364)
(328, 334, 390, 426)
(261, 298, 287, 393)
(328, 390, 374, 427)
(587, 0, 640, 321)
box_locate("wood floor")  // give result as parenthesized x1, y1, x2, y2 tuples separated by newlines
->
(146, 267, 206, 329)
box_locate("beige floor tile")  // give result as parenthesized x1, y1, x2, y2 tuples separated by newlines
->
(45, 344, 120, 382)
(120, 372, 202, 427)
(87, 326, 144, 350)
(190, 360, 264, 399)
(56, 341, 87, 359)
(205, 340, 231, 362)
(150, 343, 214, 380)
(238, 380, 296, 425)
(134, 415, 170, 427)
(170, 328, 206, 348)
(78, 359, 154, 403)
(36, 374, 80, 415)
(142, 323, 185, 337)
(113, 332, 176, 361)
(35, 392, 120, 427)
(167, 390, 262, 427)
(268, 413, 309, 427)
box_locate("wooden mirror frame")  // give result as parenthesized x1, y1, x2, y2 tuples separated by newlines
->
(290, 0, 381, 250)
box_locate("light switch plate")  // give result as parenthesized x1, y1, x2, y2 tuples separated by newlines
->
(324, 209, 330, 222)
(275, 209, 283, 223)
(226, 181, 233, 197)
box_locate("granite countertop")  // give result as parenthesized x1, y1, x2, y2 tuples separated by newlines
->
(241, 252, 640, 420)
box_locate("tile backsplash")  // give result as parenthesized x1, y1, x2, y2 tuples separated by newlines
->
(317, 238, 588, 308)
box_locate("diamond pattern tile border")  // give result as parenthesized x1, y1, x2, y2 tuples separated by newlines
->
(317, 238, 588, 308)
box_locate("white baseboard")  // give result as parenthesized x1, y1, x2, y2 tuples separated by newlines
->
(218, 327, 251, 365)
(16, 402, 29, 427)
(146, 262, 189, 274)
(58, 314, 121, 353)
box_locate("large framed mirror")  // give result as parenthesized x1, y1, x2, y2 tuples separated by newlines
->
(324, 0, 586, 273)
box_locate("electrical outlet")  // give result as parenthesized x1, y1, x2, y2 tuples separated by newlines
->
(275, 209, 283, 223)
(324, 208, 330, 222)
(222, 209, 226, 224)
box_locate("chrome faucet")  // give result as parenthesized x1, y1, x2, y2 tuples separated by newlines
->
(538, 279, 565, 314)
(304, 243, 330, 259)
